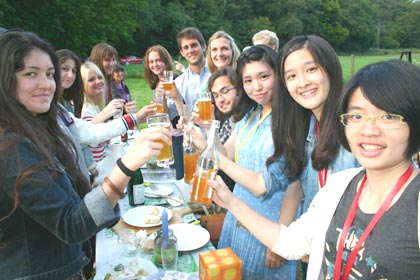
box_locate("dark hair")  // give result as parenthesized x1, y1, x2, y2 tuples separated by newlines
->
(113, 62, 124, 72)
(268, 35, 343, 179)
(0, 31, 90, 222)
(207, 67, 238, 124)
(234, 45, 278, 122)
(56, 49, 84, 117)
(144, 45, 174, 89)
(337, 60, 420, 158)
(176, 27, 206, 50)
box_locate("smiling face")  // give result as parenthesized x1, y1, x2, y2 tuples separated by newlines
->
(179, 38, 206, 66)
(112, 69, 124, 84)
(15, 49, 56, 116)
(210, 37, 233, 69)
(284, 48, 330, 120)
(211, 75, 237, 114)
(148, 50, 166, 76)
(345, 88, 410, 171)
(102, 55, 116, 75)
(85, 69, 105, 103)
(241, 61, 275, 108)
(60, 58, 77, 89)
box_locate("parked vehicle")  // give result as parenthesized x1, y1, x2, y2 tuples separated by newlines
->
(120, 55, 144, 65)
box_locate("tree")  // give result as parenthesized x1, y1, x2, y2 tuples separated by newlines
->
(317, 0, 348, 48)
(339, 0, 375, 52)
(0, 0, 145, 58)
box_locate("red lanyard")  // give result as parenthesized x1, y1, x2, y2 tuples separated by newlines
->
(315, 121, 328, 188)
(333, 164, 414, 280)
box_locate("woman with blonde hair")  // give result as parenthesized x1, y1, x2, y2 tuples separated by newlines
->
(81, 61, 124, 162)
(206, 31, 241, 73)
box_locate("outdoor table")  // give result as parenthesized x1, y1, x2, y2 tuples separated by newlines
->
(93, 132, 215, 279)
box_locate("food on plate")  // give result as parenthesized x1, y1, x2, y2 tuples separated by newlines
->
(142, 237, 155, 254)
(103, 259, 148, 280)
(144, 207, 161, 224)
(150, 206, 160, 216)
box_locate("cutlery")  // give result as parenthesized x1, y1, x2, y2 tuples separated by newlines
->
(144, 192, 184, 205)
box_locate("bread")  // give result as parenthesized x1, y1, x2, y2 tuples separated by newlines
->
(141, 238, 154, 254)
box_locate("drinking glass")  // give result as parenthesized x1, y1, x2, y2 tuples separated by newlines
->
(196, 91, 212, 124)
(114, 109, 123, 119)
(152, 89, 165, 113)
(161, 240, 178, 270)
(162, 70, 174, 94)
(117, 229, 139, 257)
(146, 113, 174, 167)
(181, 104, 194, 126)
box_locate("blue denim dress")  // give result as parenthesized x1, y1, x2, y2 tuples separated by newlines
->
(218, 106, 296, 280)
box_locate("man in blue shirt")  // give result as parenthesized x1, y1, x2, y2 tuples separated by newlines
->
(168, 27, 211, 179)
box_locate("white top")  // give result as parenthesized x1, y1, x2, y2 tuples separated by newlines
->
(273, 166, 420, 279)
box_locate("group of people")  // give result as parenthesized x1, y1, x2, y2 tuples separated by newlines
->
(0, 24, 419, 280)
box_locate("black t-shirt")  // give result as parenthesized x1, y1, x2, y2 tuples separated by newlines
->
(322, 171, 420, 279)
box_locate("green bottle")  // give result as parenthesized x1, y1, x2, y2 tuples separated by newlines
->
(128, 169, 145, 206)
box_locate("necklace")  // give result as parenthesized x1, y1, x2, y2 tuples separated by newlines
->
(234, 108, 271, 163)
(315, 121, 328, 188)
(333, 164, 414, 280)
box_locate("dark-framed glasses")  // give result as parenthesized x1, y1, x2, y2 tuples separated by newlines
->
(211, 87, 236, 99)
(340, 113, 406, 130)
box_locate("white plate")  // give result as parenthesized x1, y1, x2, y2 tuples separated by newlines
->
(169, 224, 210, 251)
(123, 206, 173, 228)
(145, 271, 198, 280)
(95, 258, 158, 280)
(144, 184, 173, 198)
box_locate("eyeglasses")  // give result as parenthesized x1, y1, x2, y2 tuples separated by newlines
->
(340, 113, 406, 130)
(211, 87, 236, 99)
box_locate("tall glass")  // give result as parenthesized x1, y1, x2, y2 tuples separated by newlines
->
(162, 70, 174, 94)
(146, 113, 174, 167)
(197, 91, 212, 124)
(152, 89, 164, 113)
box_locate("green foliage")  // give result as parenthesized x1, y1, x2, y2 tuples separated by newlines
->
(1, 0, 419, 56)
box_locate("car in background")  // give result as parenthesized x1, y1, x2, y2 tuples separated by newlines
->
(120, 55, 144, 65)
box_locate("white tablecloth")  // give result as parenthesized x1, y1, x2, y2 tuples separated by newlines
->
(94, 180, 215, 279)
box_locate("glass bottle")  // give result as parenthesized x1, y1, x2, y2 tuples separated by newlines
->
(190, 120, 220, 205)
(127, 168, 145, 206)
(153, 229, 177, 267)
(183, 131, 198, 184)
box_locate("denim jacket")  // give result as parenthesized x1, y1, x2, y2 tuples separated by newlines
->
(300, 116, 360, 213)
(0, 136, 120, 279)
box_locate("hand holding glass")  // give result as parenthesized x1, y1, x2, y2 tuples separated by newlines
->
(146, 113, 174, 167)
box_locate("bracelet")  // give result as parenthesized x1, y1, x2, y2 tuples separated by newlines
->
(104, 176, 124, 198)
(116, 158, 135, 177)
